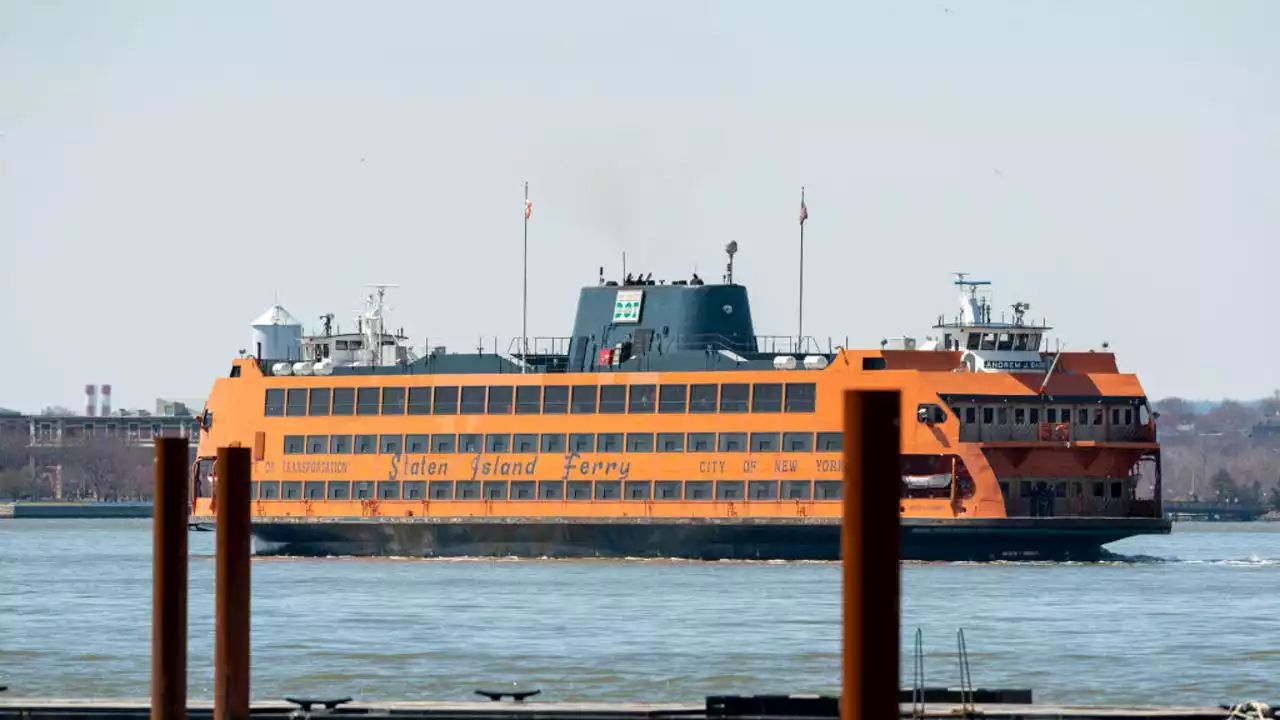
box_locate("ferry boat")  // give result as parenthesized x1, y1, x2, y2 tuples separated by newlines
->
(188, 244, 1169, 561)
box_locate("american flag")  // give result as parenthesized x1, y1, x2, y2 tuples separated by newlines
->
(525, 198, 532, 220)
(799, 196, 808, 225)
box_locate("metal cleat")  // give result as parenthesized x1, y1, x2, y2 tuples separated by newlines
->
(474, 686, 542, 703)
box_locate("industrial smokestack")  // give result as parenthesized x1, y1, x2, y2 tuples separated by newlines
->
(85, 384, 97, 417)
(99, 384, 112, 417)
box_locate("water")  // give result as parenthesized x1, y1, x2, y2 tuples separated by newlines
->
(2, 520, 1279, 705)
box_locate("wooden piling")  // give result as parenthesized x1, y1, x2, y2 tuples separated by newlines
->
(840, 390, 901, 720)
(214, 446, 251, 720)
(151, 437, 189, 720)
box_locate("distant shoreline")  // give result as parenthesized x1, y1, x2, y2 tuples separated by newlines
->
(0, 501, 153, 519)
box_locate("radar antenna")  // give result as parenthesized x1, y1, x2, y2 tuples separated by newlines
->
(358, 283, 399, 366)
(724, 241, 739, 285)
(1011, 302, 1030, 326)
(319, 313, 334, 337)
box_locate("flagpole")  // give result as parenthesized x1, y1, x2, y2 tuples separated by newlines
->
(522, 181, 529, 374)
(798, 185, 806, 353)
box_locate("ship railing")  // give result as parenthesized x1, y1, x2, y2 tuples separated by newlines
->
(505, 336, 574, 357)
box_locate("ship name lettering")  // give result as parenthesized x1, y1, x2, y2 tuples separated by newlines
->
(816, 459, 845, 473)
(282, 460, 348, 474)
(470, 454, 539, 480)
(774, 459, 797, 473)
(561, 452, 631, 480)
(698, 460, 725, 474)
(389, 454, 450, 481)
(742, 459, 757, 473)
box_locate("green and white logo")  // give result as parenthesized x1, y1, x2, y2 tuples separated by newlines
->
(613, 290, 644, 323)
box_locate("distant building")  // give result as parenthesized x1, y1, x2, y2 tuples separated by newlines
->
(0, 403, 200, 449)
(1250, 416, 1280, 440)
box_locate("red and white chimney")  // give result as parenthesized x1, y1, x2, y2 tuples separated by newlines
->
(84, 384, 97, 417)
(99, 384, 112, 417)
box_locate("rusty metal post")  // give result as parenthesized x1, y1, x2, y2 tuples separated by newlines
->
(841, 390, 901, 720)
(214, 446, 252, 720)
(153, 437, 189, 720)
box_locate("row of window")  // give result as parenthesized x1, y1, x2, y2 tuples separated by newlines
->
(283, 430, 846, 455)
(961, 405, 1137, 427)
(249, 478, 843, 502)
(265, 382, 817, 418)
(1004, 479, 1126, 500)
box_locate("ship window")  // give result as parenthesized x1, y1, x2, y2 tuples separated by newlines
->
(403, 481, 426, 500)
(690, 384, 718, 413)
(628, 384, 656, 413)
(332, 388, 355, 415)
(484, 481, 508, 500)
(750, 432, 779, 452)
(1125, 408, 1134, 425)
(515, 386, 541, 414)
(626, 433, 654, 453)
(379, 387, 405, 415)
(374, 482, 396, 500)
(654, 481, 682, 500)
(966, 333, 981, 350)
(308, 388, 331, 416)
(1093, 481, 1104, 497)
(687, 432, 714, 452)
(811, 481, 839, 500)
(353, 481, 373, 499)
(306, 435, 327, 454)
(327, 481, 350, 500)
(407, 387, 432, 415)
(964, 407, 976, 424)
(658, 384, 688, 413)
(540, 433, 565, 453)
(982, 407, 994, 424)
(380, 434, 402, 454)
(720, 383, 749, 413)
(1111, 408, 1121, 425)
(538, 481, 565, 500)
(980, 333, 997, 351)
(429, 481, 452, 500)
(355, 434, 376, 454)
(487, 386, 514, 414)
(1014, 333, 1029, 351)
(685, 481, 712, 500)
(817, 432, 843, 452)
(783, 432, 814, 452)
(595, 481, 621, 500)
(718, 432, 746, 452)
(626, 481, 651, 500)
(658, 433, 685, 452)
(571, 386, 598, 414)
(566, 481, 592, 500)
(352, 388, 377, 415)
(460, 386, 486, 414)
(1030, 408, 1041, 424)
(1077, 408, 1088, 425)
(784, 383, 816, 412)
(750, 480, 779, 500)
(751, 383, 783, 413)
(997, 407, 1008, 425)
(1110, 481, 1122, 499)
(329, 435, 352, 454)
(406, 434, 429, 453)
(433, 386, 459, 414)
(716, 481, 744, 501)
(1029, 333, 1041, 350)
(281, 482, 302, 500)
(432, 434, 456, 453)
(599, 385, 626, 414)
(996, 333, 1013, 351)
(1047, 408, 1057, 423)
(781, 480, 812, 500)
(511, 481, 536, 500)
(1019, 481, 1032, 497)
(513, 433, 537, 453)
(283, 435, 305, 454)
(570, 433, 595, 452)
(455, 481, 480, 500)
(1093, 408, 1104, 426)
(286, 389, 308, 416)
(597, 433, 622, 452)
(264, 389, 285, 417)
(459, 433, 482, 453)
(486, 434, 511, 453)
(1014, 408, 1026, 425)
(543, 386, 569, 414)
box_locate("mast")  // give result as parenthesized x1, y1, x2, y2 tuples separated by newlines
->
(522, 182, 531, 374)
(798, 186, 808, 352)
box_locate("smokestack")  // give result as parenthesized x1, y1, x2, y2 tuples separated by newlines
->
(85, 384, 97, 417)
(100, 384, 112, 417)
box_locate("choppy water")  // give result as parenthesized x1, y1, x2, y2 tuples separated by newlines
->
(2, 520, 1279, 706)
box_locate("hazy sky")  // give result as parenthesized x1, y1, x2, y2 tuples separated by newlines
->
(1, 0, 1276, 413)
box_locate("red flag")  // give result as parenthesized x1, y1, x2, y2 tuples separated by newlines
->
(524, 198, 532, 220)
(799, 197, 808, 225)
